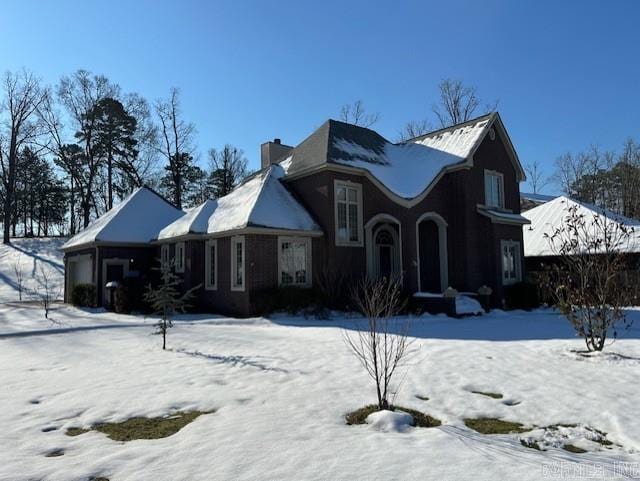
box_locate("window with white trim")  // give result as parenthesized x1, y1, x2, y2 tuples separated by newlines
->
(204, 239, 217, 290)
(501, 240, 522, 285)
(160, 244, 170, 268)
(484, 170, 504, 208)
(231, 236, 245, 291)
(175, 242, 186, 273)
(335, 181, 363, 245)
(278, 237, 312, 287)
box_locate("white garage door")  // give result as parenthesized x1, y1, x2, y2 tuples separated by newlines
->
(69, 255, 93, 288)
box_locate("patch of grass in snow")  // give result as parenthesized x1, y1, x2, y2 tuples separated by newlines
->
(563, 444, 587, 454)
(345, 405, 441, 428)
(44, 448, 64, 457)
(464, 418, 530, 434)
(471, 390, 503, 399)
(66, 427, 90, 436)
(65, 410, 214, 442)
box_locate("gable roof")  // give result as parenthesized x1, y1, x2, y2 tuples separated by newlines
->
(280, 112, 525, 201)
(62, 186, 184, 251)
(522, 195, 640, 257)
(158, 164, 322, 240)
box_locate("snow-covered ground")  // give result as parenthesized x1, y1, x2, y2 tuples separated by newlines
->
(1, 304, 639, 481)
(0, 237, 65, 303)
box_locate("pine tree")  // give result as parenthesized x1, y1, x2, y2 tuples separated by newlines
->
(90, 97, 139, 209)
(143, 260, 200, 350)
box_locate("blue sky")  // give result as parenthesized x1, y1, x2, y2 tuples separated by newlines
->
(2, 0, 639, 193)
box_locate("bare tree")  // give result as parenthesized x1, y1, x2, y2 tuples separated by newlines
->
(144, 259, 200, 350)
(339, 100, 379, 128)
(432, 78, 496, 128)
(56, 70, 119, 227)
(154, 88, 196, 209)
(555, 146, 616, 207)
(397, 119, 432, 142)
(343, 278, 412, 410)
(0, 70, 46, 244)
(13, 257, 25, 301)
(122, 92, 159, 189)
(524, 159, 550, 194)
(208, 144, 248, 197)
(35, 264, 59, 320)
(543, 201, 634, 352)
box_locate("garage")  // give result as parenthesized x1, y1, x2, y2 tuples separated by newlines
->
(66, 254, 93, 293)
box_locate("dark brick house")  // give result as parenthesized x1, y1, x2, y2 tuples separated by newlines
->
(62, 112, 529, 316)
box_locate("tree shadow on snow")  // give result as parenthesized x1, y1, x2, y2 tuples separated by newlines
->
(173, 348, 291, 373)
(267, 308, 640, 342)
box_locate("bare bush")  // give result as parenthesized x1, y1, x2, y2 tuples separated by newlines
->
(543, 201, 634, 351)
(13, 258, 25, 301)
(35, 265, 59, 320)
(343, 278, 412, 410)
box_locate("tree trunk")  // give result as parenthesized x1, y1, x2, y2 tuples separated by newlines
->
(3, 197, 12, 244)
(107, 151, 113, 210)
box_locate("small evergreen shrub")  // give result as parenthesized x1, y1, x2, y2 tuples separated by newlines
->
(71, 284, 96, 307)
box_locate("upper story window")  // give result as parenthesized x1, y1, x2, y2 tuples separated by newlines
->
(484, 170, 505, 208)
(334, 180, 363, 246)
(501, 240, 522, 285)
(160, 244, 170, 268)
(175, 242, 186, 273)
(204, 239, 217, 290)
(231, 236, 245, 291)
(278, 237, 312, 287)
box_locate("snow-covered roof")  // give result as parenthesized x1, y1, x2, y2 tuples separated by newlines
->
(280, 112, 524, 200)
(522, 195, 640, 257)
(520, 192, 557, 204)
(158, 199, 217, 240)
(332, 136, 479, 198)
(477, 207, 530, 225)
(62, 187, 183, 251)
(158, 165, 322, 240)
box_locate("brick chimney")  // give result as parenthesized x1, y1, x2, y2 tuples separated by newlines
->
(260, 138, 293, 169)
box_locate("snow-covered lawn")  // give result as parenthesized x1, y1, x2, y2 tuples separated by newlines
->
(1, 304, 639, 481)
(0, 237, 65, 303)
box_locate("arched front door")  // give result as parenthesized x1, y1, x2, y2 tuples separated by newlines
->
(416, 214, 448, 292)
(373, 224, 400, 280)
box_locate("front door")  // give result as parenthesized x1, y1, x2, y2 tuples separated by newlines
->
(373, 225, 399, 280)
(418, 220, 442, 292)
